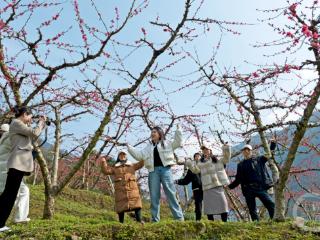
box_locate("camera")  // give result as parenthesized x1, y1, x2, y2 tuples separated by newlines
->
(33, 115, 52, 126)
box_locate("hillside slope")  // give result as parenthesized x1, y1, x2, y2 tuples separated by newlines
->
(0, 186, 319, 240)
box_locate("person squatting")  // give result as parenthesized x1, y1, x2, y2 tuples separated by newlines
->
(0, 105, 278, 231)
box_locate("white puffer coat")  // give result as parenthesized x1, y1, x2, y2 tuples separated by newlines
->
(127, 126, 182, 172)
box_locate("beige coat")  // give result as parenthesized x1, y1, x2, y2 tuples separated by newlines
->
(187, 145, 231, 190)
(7, 119, 45, 173)
(101, 160, 144, 213)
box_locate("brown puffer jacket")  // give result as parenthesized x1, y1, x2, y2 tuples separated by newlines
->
(101, 160, 144, 213)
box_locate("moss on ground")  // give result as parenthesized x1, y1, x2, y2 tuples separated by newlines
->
(0, 186, 319, 240)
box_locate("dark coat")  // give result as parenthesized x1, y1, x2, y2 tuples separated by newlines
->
(176, 169, 202, 191)
(101, 160, 144, 213)
(229, 156, 273, 191)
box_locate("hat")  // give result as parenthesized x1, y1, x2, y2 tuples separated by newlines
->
(200, 143, 211, 150)
(118, 151, 127, 155)
(0, 124, 9, 132)
(242, 144, 253, 151)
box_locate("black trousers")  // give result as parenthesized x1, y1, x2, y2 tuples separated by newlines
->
(193, 189, 203, 221)
(0, 168, 25, 227)
(243, 187, 275, 221)
(118, 208, 142, 223)
(207, 212, 228, 222)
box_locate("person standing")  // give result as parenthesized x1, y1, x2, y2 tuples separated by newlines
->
(127, 125, 184, 222)
(187, 143, 231, 222)
(228, 142, 276, 221)
(101, 151, 144, 224)
(0, 124, 10, 193)
(0, 124, 31, 224)
(0, 106, 46, 232)
(0, 124, 9, 139)
(176, 152, 203, 221)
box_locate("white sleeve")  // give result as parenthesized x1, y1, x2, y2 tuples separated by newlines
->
(127, 144, 149, 161)
(10, 120, 45, 139)
(171, 125, 183, 150)
(220, 145, 231, 164)
(186, 160, 200, 174)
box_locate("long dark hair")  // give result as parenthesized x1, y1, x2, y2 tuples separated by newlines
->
(201, 152, 218, 164)
(211, 155, 218, 164)
(13, 106, 32, 118)
(152, 126, 165, 148)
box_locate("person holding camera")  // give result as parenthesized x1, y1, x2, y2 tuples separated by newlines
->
(101, 151, 144, 224)
(228, 141, 277, 221)
(0, 123, 31, 225)
(0, 106, 46, 232)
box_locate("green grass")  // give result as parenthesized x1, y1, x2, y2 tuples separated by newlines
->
(0, 185, 319, 240)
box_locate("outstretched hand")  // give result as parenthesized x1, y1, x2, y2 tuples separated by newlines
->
(100, 156, 111, 165)
(269, 139, 277, 152)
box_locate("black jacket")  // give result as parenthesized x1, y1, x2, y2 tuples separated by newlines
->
(228, 156, 273, 190)
(177, 169, 202, 191)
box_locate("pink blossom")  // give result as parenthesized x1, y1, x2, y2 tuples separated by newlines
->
(284, 64, 291, 73)
(289, 3, 298, 17)
(237, 106, 243, 114)
(252, 72, 259, 78)
(313, 32, 319, 40)
(0, 20, 6, 30)
(302, 24, 312, 37)
(141, 27, 146, 36)
(286, 32, 294, 38)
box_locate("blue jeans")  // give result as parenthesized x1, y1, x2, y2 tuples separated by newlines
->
(148, 166, 184, 222)
(242, 186, 275, 221)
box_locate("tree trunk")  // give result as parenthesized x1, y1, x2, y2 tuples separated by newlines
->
(43, 191, 55, 219)
(274, 74, 320, 221)
(34, 146, 55, 219)
(33, 163, 39, 185)
(274, 184, 286, 221)
(51, 108, 61, 186)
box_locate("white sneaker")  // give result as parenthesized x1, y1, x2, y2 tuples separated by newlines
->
(14, 218, 31, 223)
(0, 226, 11, 232)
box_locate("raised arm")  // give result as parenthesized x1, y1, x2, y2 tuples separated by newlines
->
(171, 124, 183, 150)
(262, 140, 279, 182)
(185, 159, 200, 174)
(127, 144, 148, 162)
(220, 144, 231, 165)
(101, 157, 115, 175)
(10, 119, 45, 139)
(133, 160, 144, 171)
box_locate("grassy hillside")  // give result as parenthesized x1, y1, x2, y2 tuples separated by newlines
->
(0, 186, 319, 240)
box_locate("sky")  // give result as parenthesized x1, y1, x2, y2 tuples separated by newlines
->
(1, 0, 317, 159)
